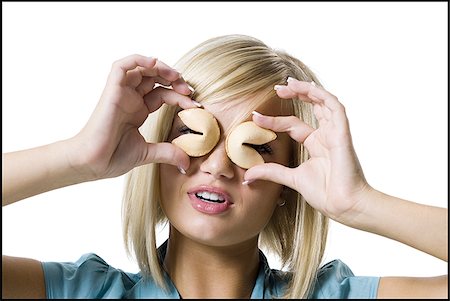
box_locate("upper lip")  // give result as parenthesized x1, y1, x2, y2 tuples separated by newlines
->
(187, 185, 234, 204)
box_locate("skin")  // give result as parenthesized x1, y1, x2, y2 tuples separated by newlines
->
(2, 55, 198, 298)
(160, 100, 292, 298)
(2, 56, 447, 299)
(246, 79, 448, 298)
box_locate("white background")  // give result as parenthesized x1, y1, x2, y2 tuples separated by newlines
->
(3, 2, 448, 277)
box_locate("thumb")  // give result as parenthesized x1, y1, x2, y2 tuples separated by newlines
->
(244, 162, 297, 190)
(142, 142, 190, 172)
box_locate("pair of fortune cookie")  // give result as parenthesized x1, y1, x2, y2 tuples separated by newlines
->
(171, 108, 276, 169)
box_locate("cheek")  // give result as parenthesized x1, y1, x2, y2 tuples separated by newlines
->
(159, 164, 184, 211)
(241, 182, 282, 223)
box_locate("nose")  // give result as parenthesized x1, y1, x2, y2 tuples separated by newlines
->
(199, 140, 234, 180)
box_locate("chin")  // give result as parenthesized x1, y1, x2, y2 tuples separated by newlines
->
(172, 216, 251, 247)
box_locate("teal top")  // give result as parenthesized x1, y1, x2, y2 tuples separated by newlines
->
(42, 241, 379, 298)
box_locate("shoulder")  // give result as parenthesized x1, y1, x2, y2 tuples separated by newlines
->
(311, 259, 380, 298)
(42, 253, 140, 298)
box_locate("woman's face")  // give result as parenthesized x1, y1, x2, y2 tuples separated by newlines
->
(160, 98, 292, 247)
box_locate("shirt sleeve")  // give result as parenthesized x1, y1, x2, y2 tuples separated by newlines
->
(42, 253, 135, 299)
(311, 259, 380, 299)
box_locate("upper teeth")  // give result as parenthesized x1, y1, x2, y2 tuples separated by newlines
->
(195, 191, 225, 202)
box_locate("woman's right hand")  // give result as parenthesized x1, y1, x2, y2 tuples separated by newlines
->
(68, 54, 198, 181)
(2, 55, 200, 298)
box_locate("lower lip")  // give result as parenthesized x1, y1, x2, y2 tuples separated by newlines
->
(188, 193, 232, 214)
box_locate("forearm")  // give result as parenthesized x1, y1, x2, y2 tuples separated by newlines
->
(2, 139, 90, 206)
(345, 188, 448, 262)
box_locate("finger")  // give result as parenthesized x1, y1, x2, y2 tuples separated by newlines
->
(252, 112, 315, 143)
(125, 68, 144, 88)
(143, 142, 190, 171)
(172, 76, 194, 96)
(275, 84, 315, 103)
(140, 59, 181, 83)
(136, 76, 171, 95)
(136, 77, 156, 96)
(276, 79, 344, 113)
(276, 79, 349, 128)
(143, 86, 200, 113)
(140, 60, 193, 96)
(137, 76, 195, 100)
(109, 55, 157, 85)
(153, 76, 172, 87)
(313, 103, 325, 123)
(128, 67, 173, 84)
(243, 163, 297, 191)
(150, 72, 192, 97)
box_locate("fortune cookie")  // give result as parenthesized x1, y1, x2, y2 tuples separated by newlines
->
(225, 121, 277, 169)
(172, 108, 220, 157)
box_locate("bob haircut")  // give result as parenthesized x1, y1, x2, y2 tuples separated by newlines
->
(123, 34, 329, 298)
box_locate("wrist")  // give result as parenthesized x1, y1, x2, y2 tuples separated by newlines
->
(333, 184, 381, 230)
(62, 136, 99, 183)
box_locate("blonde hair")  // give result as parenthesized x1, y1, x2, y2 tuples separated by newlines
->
(122, 34, 329, 298)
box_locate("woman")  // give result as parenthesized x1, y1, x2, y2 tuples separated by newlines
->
(2, 35, 447, 298)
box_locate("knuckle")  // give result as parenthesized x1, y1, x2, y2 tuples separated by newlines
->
(333, 98, 345, 111)
(136, 86, 144, 96)
(111, 59, 121, 70)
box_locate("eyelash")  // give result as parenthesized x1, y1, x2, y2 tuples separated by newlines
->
(177, 126, 273, 155)
(245, 143, 273, 155)
(178, 125, 202, 135)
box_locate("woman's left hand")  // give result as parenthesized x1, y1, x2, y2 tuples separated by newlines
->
(244, 78, 372, 223)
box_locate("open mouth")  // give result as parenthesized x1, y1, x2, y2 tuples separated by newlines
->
(194, 191, 225, 203)
(188, 186, 233, 214)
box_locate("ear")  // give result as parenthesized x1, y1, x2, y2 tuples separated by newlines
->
(171, 108, 220, 157)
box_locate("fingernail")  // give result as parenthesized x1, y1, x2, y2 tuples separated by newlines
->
(274, 85, 285, 91)
(252, 111, 264, 117)
(287, 77, 296, 83)
(187, 84, 195, 93)
(177, 166, 187, 175)
(310, 81, 316, 87)
(192, 100, 202, 107)
(242, 179, 255, 185)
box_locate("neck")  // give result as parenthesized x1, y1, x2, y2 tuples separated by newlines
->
(163, 227, 260, 299)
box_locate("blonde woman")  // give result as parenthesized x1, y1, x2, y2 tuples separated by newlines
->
(2, 35, 447, 299)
